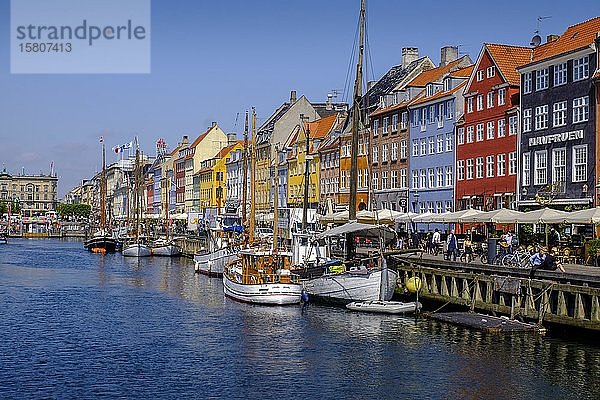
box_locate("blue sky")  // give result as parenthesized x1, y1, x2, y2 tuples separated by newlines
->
(0, 0, 597, 197)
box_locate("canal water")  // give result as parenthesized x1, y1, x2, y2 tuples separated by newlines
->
(1, 239, 599, 399)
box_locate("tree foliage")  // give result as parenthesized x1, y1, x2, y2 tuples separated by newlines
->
(57, 203, 91, 219)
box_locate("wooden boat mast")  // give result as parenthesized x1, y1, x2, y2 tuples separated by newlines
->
(249, 108, 257, 245)
(242, 111, 249, 227)
(100, 140, 107, 231)
(348, 0, 365, 221)
(273, 144, 279, 254)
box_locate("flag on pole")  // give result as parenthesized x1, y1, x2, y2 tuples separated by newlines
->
(113, 146, 121, 154)
(100, 136, 104, 143)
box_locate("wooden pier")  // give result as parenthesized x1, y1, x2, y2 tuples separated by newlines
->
(393, 253, 600, 331)
(173, 236, 207, 257)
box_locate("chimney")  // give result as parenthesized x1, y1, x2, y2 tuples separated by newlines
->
(290, 90, 297, 103)
(402, 47, 419, 68)
(211, 121, 217, 128)
(227, 133, 237, 145)
(546, 34, 559, 43)
(440, 46, 459, 67)
(326, 93, 333, 110)
(181, 135, 189, 147)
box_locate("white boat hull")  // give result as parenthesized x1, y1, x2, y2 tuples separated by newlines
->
(303, 268, 398, 303)
(346, 300, 422, 314)
(152, 244, 181, 256)
(222, 274, 302, 305)
(123, 243, 152, 257)
(194, 247, 238, 277)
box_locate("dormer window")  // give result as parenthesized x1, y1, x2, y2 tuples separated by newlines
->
(444, 77, 451, 91)
(486, 66, 495, 78)
(426, 84, 434, 97)
(379, 95, 385, 108)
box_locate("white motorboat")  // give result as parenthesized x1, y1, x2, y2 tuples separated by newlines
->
(151, 239, 181, 256)
(194, 246, 238, 277)
(123, 243, 152, 257)
(346, 300, 422, 314)
(222, 249, 302, 305)
(0, 234, 7, 244)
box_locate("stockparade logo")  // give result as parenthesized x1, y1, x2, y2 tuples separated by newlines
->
(11, 0, 151, 74)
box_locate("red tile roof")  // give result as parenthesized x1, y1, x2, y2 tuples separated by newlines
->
(532, 17, 600, 63)
(407, 56, 470, 87)
(216, 140, 243, 159)
(305, 114, 338, 139)
(485, 43, 533, 85)
(409, 81, 468, 107)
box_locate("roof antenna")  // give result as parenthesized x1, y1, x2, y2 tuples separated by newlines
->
(531, 16, 551, 47)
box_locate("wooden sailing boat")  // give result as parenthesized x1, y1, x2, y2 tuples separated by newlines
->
(123, 146, 151, 257)
(151, 175, 181, 256)
(222, 108, 302, 304)
(301, 0, 398, 304)
(84, 138, 117, 253)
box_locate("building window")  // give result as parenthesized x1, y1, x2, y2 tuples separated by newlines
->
(467, 97, 473, 113)
(428, 105, 436, 124)
(536, 68, 549, 91)
(428, 201, 434, 213)
(400, 140, 407, 159)
(445, 166, 453, 187)
(552, 101, 567, 127)
(382, 144, 389, 162)
(476, 95, 483, 111)
(436, 201, 443, 213)
(466, 159, 474, 180)
(572, 145, 587, 182)
(372, 172, 379, 190)
(412, 170, 418, 189)
(509, 151, 517, 175)
(445, 133, 452, 152)
(573, 96, 589, 123)
(382, 171, 388, 189)
(534, 151, 547, 185)
(486, 66, 495, 78)
(509, 116, 518, 135)
(391, 142, 398, 160)
(428, 169, 435, 188)
(573, 56, 589, 82)
(497, 119, 506, 138)
(391, 114, 398, 132)
(457, 127, 464, 145)
(477, 70, 484, 81)
(523, 109, 532, 132)
(486, 155, 494, 178)
(446, 100, 453, 119)
(497, 153, 506, 177)
(428, 137, 435, 155)
(436, 167, 443, 187)
(523, 72, 532, 94)
(476, 157, 484, 179)
(420, 169, 426, 188)
(457, 160, 464, 180)
(466, 126, 474, 143)
(383, 117, 389, 134)
(391, 170, 398, 189)
(411, 140, 418, 157)
(437, 103, 444, 128)
(400, 168, 407, 188)
(522, 152, 531, 186)
(487, 91, 494, 108)
(498, 88, 506, 106)
(437, 135, 443, 153)
(411, 111, 418, 127)
(476, 123, 484, 142)
(420, 108, 427, 131)
(552, 148, 566, 187)
(445, 200, 453, 212)
(486, 121, 495, 140)
(372, 119, 379, 136)
(534, 105, 548, 130)
(554, 62, 567, 86)
(401, 112, 408, 130)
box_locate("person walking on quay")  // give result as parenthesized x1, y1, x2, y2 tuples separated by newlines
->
(432, 228, 441, 256)
(446, 229, 458, 261)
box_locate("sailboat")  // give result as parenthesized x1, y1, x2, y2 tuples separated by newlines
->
(194, 111, 250, 276)
(84, 138, 117, 253)
(222, 108, 303, 305)
(151, 176, 181, 256)
(301, 0, 398, 304)
(123, 147, 151, 257)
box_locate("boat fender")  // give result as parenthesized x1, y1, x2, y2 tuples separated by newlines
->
(301, 290, 309, 303)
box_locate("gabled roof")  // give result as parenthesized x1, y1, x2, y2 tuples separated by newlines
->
(531, 17, 600, 64)
(407, 55, 471, 87)
(215, 140, 243, 159)
(408, 80, 468, 107)
(306, 114, 338, 140)
(485, 43, 533, 85)
(450, 65, 475, 78)
(189, 127, 213, 149)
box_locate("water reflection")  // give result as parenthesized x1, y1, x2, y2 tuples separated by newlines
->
(1, 239, 600, 399)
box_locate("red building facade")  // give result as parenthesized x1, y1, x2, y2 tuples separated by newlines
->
(456, 44, 531, 211)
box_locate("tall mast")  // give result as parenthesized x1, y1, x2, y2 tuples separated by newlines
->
(302, 116, 311, 232)
(100, 141, 107, 230)
(248, 108, 257, 245)
(349, 0, 365, 221)
(272, 145, 279, 253)
(242, 110, 249, 226)
(164, 175, 170, 240)
(134, 148, 141, 242)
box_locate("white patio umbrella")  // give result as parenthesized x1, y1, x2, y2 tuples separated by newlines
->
(563, 207, 600, 224)
(519, 207, 570, 224)
(460, 208, 526, 224)
(357, 209, 403, 224)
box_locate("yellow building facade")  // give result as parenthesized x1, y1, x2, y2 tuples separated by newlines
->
(197, 141, 243, 210)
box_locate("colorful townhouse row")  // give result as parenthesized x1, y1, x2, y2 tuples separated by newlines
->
(69, 17, 600, 227)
